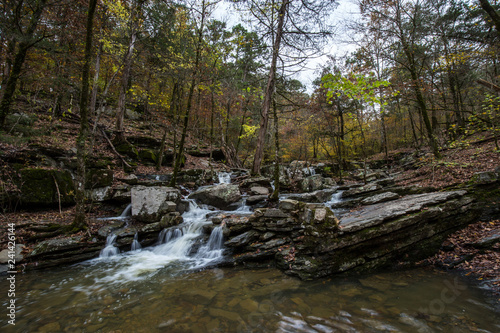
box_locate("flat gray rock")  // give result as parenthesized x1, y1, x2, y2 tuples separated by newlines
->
(340, 191, 467, 233)
(361, 192, 400, 205)
(0, 244, 24, 264)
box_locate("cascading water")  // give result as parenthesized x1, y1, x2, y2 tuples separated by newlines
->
(100, 234, 120, 258)
(93, 200, 224, 284)
(326, 190, 343, 206)
(119, 203, 132, 218)
(131, 233, 141, 251)
(158, 228, 183, 244)
(195, 226, 224, 259)
(233, 197, 252, 213)
(218, 172, 231, 184)
(303, 166, 316, 176)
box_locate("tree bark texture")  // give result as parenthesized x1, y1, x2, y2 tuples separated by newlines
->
(0, 0, 48, 128)
(73, 0, 98, 231)
(251, 0, 288, 175)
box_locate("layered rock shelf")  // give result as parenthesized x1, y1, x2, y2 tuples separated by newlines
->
(221, 190, 480, 279)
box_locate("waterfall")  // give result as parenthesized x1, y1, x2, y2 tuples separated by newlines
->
(303, 167, 316, 176)
(120, 203, 132, 218)
(93, 199, 228, 284)
(234, 197, 252, 213)
(218, 172, 231, 184)
(158, 228, 183, 244)
(100, 234, 120, 258)
(131, 233, 141, 251)
(196, 226, 223, 259)
(326, 191, 343, 206)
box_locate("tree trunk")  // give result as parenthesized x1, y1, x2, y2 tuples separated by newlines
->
(72, 0, 98, 232)
(90, 42, 102, 117)
(0, 0, 47, 128)
(251, 0, 288, 175)
(479, 0, 500, 35)
(270, 99, 280, 202)
(157, 83, 178, 170)
(169, 0, 207, 187)
(0, 39, 16, 101)
(115, 32, 137, 143)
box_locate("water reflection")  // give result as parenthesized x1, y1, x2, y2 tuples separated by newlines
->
(1, 266, 499, 332)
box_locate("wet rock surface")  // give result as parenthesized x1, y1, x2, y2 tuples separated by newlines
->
(131, 186, 181, 222)
(224, 190, 479, 279)
(188, 184, 242, 210)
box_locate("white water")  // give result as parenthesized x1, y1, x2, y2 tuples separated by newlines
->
(218, 171, 232, 184)
(100, 234, 120, 258)
(233, 197, 252, 214)
(131, 233, 141, 251)
(303, 167, 316, 176)
(120, 203, 132, 218)
(93, 200, 224, 284)
(96, 203, 133, 221)
(158, 228, 183, 244)
(326, 191, 343, 206)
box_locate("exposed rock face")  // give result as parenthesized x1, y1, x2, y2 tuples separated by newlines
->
(288, 189, 337, 203)
(131, 186, 181, 222)
(26, 236, 104, 269)
(19, 168, 75, 206)
(471, 171, 498, 184)
(188, 184, 242, 209)
(85, 169, 114, 189)
(240, 176, 272, 189)
(224, 190, 479, 280)
(343, 184, 382, 198)
(299, 175, 326, 192)
(361, 192, 400, 205)
(250, 186, 269, 195)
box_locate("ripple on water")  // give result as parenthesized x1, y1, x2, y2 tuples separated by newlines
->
(3, 266, 500, 332)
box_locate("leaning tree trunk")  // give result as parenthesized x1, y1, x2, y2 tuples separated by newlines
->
(72, 0, 98, 232)
(479, 0, 500, 36)
(115, 31, 137, 144)
(270, 99, 280, 202)
(0, 0, 47, 128)
(251, 0, 288, 175)
(169, 0, 207, 187)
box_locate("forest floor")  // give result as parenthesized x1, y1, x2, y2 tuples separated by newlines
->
(1, 104, 499, 302)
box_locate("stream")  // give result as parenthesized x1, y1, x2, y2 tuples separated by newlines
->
(1, 175, 499, 332)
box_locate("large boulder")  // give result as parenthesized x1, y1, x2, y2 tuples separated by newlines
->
(85, 169, 114, 189)
(300, 175, 326, 192)
(188, 184, 242, 209)
(131, 186, 181, 222)
(19, 168, 75, 207)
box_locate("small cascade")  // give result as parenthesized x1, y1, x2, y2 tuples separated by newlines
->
(196, 226, 224, 259)
(93, 200, 225, 283)
(157, 228, 183, 244)
(120, 203, 132, 218)
(131, 233, 141, 251)
(326, 191, 343, 206)
(100, 234, 120, 258)
(234, 197, 252, 213)
(96, 203, 132, 221)
(303, 167, 316, 176)
(218, 172, 231, 184)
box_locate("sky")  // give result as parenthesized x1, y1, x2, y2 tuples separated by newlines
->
(213, 0, 362, 93)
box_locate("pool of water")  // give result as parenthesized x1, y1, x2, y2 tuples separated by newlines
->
(1, 264, 499, 332)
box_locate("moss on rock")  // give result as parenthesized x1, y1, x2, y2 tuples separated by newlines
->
(20, 168, 75, 206)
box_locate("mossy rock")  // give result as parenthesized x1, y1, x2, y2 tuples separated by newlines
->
(85, 169, 114, 189)
(87, 156, 115, 169)
(19, 168, 75, 206)
(127, 135, 161, 147)
(115, 142, 139, 159)
(138, 149, 157, 164)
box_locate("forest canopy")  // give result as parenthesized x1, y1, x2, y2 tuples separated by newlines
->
(0, 0, 499, 172)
